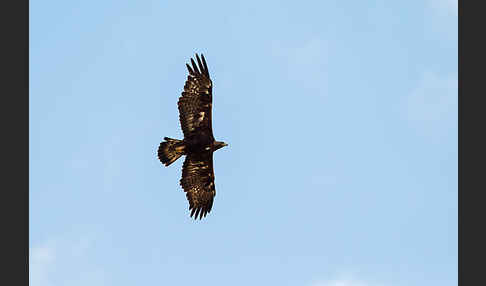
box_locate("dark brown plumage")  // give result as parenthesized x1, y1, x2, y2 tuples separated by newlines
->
(157, 53, 227, 220)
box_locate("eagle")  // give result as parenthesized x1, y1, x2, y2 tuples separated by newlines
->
(157, 53, 228, 220)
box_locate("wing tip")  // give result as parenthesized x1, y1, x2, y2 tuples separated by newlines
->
(188, 202, 212, 220)
(187, 52, 210, 78)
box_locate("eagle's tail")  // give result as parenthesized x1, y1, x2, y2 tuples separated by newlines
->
(158, 137, 186, 166)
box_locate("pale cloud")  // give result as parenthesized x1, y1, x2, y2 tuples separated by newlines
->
(270, 37, 329, 92)
(31, 245, 55, 263)
(404, 71, 457, 134)
(310, 272, 386, 286)
(288, 38, 329, 72)
(30, 244, 55, 286)
(30, 233, 100, 286)
(428, 0, 458, 16)
(311, 278, 370, 286)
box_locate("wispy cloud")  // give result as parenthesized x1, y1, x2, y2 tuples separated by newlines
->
(30, 233, 100, 286)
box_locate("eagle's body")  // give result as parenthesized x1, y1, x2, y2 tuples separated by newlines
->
(157, 54, 227, 220)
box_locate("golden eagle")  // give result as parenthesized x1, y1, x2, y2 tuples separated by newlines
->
(157, 53, 227, 220)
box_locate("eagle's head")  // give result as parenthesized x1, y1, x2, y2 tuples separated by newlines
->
(214, 141, 228, 151)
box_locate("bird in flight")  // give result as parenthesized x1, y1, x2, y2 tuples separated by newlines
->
(157, 53, 228, 220)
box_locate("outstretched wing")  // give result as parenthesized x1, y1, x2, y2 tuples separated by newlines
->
(178, 53, 213, 140)
(180, 152, 216, 220)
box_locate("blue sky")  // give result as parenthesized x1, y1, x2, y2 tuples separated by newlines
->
(30, 1, 457, 285)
